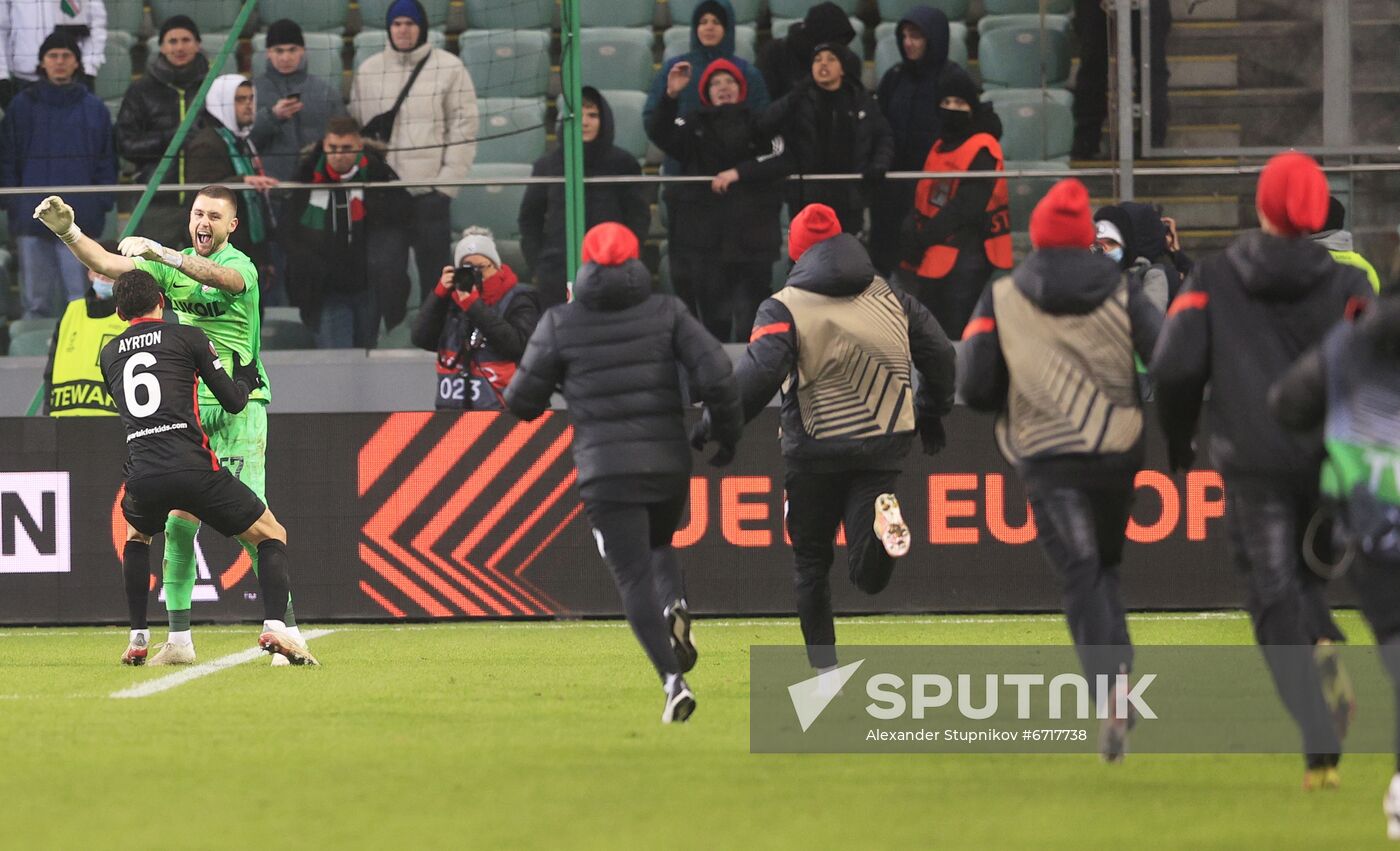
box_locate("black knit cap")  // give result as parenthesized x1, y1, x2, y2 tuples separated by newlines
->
(265, 19, 304, 49)
(159, 14, 201, 43)
(937, 63, 981, 110)
(1323, 196, 1346, 232)
(38, 30, 82, 66)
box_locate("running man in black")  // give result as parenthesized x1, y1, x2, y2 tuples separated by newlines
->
(101, 270, 318, 667)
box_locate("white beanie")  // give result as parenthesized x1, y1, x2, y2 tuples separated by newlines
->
(454, 226, 501, 267)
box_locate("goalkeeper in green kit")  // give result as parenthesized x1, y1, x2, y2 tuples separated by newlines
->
(35, 186, 305, 666)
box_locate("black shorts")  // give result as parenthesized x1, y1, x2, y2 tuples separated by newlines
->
(122, 469, 266, 538)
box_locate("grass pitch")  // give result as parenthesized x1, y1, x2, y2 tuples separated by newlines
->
(1, 611, 1394, 849)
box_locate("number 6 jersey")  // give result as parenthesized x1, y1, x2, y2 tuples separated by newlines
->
(100, 317, 250, 479)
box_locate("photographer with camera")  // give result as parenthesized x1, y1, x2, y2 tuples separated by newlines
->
(411, 227, 540, 410)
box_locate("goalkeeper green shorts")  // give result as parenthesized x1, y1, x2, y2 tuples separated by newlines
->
(200, 398, 268, 502)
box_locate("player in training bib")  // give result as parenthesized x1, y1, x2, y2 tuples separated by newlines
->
(34, 186, 299, 665)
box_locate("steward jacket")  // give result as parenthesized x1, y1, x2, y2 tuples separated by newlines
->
(736, 233, 955, 471)
(903, 131, 1011, 278)
(1311, 228, 1382, 294)
(1152, 230, 1373, 479)
(960, 249, 1162, 481)
(43, 289, 127, 416)
(504, 257, 742, 495)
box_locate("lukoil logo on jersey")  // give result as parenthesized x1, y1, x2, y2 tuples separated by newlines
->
(0, 472, 71, 573)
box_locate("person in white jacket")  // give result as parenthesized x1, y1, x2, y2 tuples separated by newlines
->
(349, 0, 477, 331)
(0, 0, 107, 106)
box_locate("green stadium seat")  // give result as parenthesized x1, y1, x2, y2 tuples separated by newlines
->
(353, 29, 447, 69)
(579, 28, 655, 94)
(95, 32, 134, 102)
(661, 25, 756, 65)
(9, 318, 58, 337)
(104, 97, 122, 123)
(7, 329, 51, 357)
(983, 88, 1074, 159)
(474, 97, 547, 164)
(464, 0, 554, 29)
(261, 318, 317, 350)
(1003, 159, 1069, 232)
(459, 29, 551, 99)
(257, 0, 349, 32)
(580, 0, 653, 27)
(378, 320, 413, 348)
(559, 89, 647, 161)
(984, 0, 1073, 14)
(769, 0, 858, 18)
(768, 17, 864, 43)
(107, 0, 147, 35)
(976, 13, 1072, 34)
(874, 22, 967, 79)
(252, 32, 345, 92)
(450, 162, 530, 240)
(670, 0, 760, 25)
(358, 0, 451, 29)
(877, 0, 970, 23)
(977, 23, 1072, 88)
(149, 1, 244, 35)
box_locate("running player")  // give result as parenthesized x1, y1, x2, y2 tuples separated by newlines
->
(34, 187, 299, 665)
(100, 269, 317, 665)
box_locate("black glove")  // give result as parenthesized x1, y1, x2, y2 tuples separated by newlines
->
(918, 415, 946, 456)
(231, 351, 264, 394)
(689, 407, 713, 452)
(899, 215, 924, 265)
(708, 442, 736, 467)
(1167, 434, 1196, 474)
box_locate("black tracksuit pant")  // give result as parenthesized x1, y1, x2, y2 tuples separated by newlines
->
(670, 250, 772, 343)
(1348, 550, 1400, 771)
(1024, 470, 1135, 694)
(895, 249, 994, 341)
(584, 486, 688, 682)
(1072, 0, 1172, 155)
(1225, 474, 1346, 766)
(785, 468, 900, 669)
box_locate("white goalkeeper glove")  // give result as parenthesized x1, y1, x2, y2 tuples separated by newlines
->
(33, 195, 81, 245)
(118, 236, 184, 269)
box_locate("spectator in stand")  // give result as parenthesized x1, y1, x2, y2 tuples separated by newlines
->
(1093, 201, 1189, 314)
(644, 0, 769, 175)
(520, 86, 649, 309)
(896, 65, 1009, 338)
(42, 244, 125, 416)
(766, 43, 892, 235)
(350, 0, 478, 331)
(413, 227, 540, 410)
(1073, 0, 1171, 158)
(281, 116, 410, 348)
(1311, 196, 1382, 294)
(250, 19, 348, 182)
(0, 0, 107, 107)
(0, 31, 115, 319)
(647, 59, 791, 342)
(872, 5, 951, 277)
(115, 14, 208, 249)
(185, 75, 279, 275)
(756, 1, 855, 101)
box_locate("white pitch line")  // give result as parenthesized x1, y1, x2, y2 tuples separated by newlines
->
(110, 629, 334, 699)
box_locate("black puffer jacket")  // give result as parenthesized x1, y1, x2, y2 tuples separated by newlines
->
(757, 1, 858, 100)
(1152, 229, 1373, 478)
(505, 257, 742, 493)
(114, 54, 210, 183)
(876, 5, 951, 172)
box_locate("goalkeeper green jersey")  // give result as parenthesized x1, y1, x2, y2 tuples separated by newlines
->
(134, 242, 270, 404)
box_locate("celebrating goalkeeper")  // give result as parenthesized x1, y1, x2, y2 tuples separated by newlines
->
(34, 187, 302, 666)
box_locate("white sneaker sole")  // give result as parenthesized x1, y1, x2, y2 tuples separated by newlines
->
(874, 494, 911, 558)
(259, 631, 319, 666)
(662, 688, 696, 724)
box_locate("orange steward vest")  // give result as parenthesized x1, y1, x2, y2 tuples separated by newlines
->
(908, 133, 1012, 279)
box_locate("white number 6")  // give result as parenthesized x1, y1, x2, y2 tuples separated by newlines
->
(123, 352, 161, 418)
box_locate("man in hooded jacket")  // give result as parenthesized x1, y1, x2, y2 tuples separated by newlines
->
(505, 223, 742, 725)
(1093, 201, 1188, 315)
(1152, 151, 1374, 789)
(757, 1, 856, 101)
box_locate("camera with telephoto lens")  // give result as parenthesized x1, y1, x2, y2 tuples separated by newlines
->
(453, 264, 484, 292)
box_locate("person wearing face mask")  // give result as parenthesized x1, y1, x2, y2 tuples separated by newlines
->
(186, 75, 279, 275)
(1093, 202, 1184, 315)
(41, 242, 127, 416)
(646, 58, 792, 341)
(896, 64, 1011, 339)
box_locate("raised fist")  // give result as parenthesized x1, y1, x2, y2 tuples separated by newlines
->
(666, 61, 692, 98)
(33, 195, 75, 237)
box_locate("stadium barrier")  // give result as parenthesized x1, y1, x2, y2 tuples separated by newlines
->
(0, 408, 1347, 626)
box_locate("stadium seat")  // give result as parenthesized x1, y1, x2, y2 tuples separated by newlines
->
(450, 162, 530, 240)
(877, 0, 970, 23)
(261, 318, 317, 350)
(464, 0, 555, 29)
(661, 25, 757, 64)
(983, 89, 1074, 159)
(8, 318, 58, 338)
(976, 13, 1072, 34)
(558, 90, 648, 161)
(358, 0, 451, 29)
(252, 32, 345, 92)
(769, 0, 858, 17)
(474, 97, 548, 164)
(353, 29, 447, 69)
(104, 97, 122, 123)
(670, 0, 761, 25)
(579, 29, 655, 93)
(579, 0, 653, 27)
(95, 32, 134, 102)
(257, 0, 348, 32)
(768, 17, 864, 44)
(983, 0, 1073, 13)
(977, 23, 1072, 89)
(7, 329, 51, 357)
(149, 1, 244, 35)
(1003, 159, 1069, 232)
(459, 29, 551, 99)
(874, 22, 968, 79)
(107, 0, 147, 35)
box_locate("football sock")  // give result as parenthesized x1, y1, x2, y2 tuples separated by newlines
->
(168, 607, 191, 633)
(244, 538, 297, 628)
(167, 629, 193, 647)
(130, 629, 150, 645)
(254, 540, 292, 624)
(122, 541, 150, 630)
(263, 619, 287, 633)
(161, 515, 199, 614)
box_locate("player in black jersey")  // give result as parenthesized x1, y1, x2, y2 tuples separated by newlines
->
(100, 270, 319, 667)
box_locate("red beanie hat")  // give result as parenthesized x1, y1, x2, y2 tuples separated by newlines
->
(699, 58, 748, 106)
(581, 222, 639, 266)
(1029, 178, 1094, 249)
(789, 203, 843, 261)
(1255, 151, 1329, 236)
